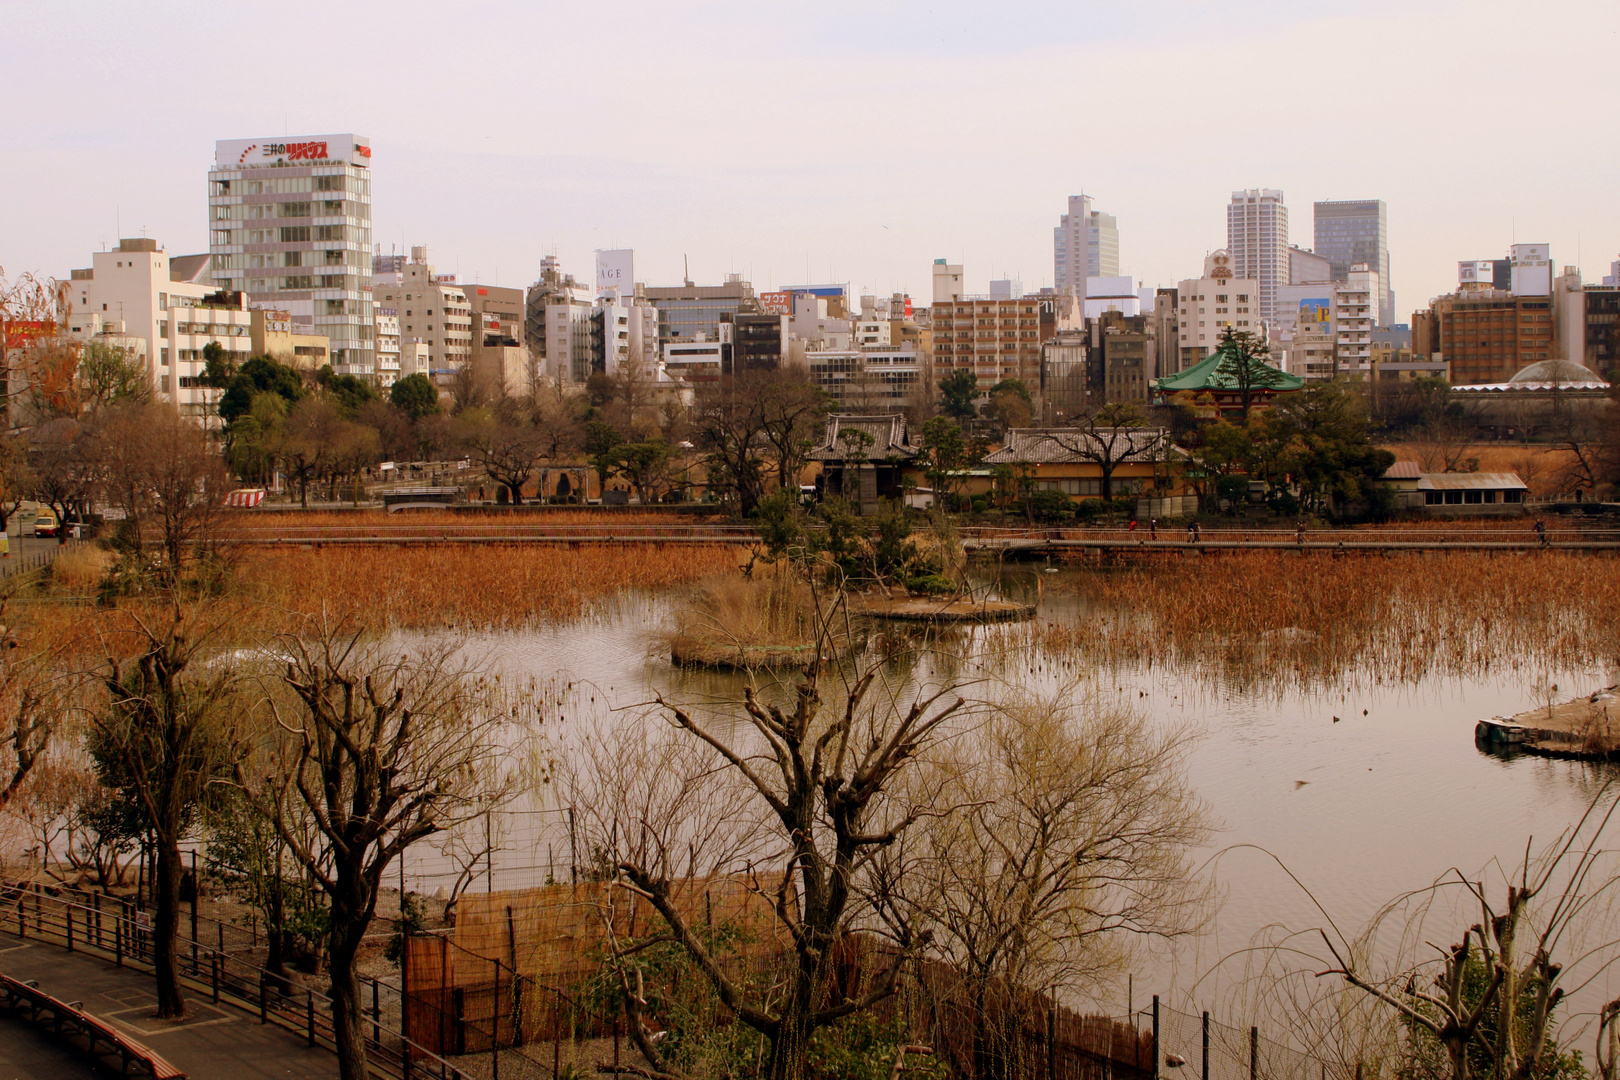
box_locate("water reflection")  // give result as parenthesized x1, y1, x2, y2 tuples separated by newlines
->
(410, 571, 1618, 1015)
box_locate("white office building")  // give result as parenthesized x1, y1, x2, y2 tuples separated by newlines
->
(1054, 194, 1118, 294)
(207, 134, 375, 376)
(374, 308, 401, 386)
(1227, 189, 1289, 326)
(1174, 250, 1260, 369)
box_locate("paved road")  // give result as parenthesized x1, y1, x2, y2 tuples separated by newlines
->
(0, 935, 336, 1079)
(0, 1011, 117, 1079)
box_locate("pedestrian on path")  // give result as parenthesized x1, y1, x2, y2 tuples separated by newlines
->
(1149, 517, 1158, 540)
(1296, 520, 1307, 546)
(1535, 518, 1547, 545)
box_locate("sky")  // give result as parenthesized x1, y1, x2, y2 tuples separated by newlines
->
(4, 0, 1619, 316)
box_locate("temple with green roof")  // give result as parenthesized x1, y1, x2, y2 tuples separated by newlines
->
(1155, 337, 1305, 419)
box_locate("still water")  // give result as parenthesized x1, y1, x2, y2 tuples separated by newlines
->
(406, 570, 1618, 1018)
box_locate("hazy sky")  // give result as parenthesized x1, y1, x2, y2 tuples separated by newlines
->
(5, 0, 1618, 315)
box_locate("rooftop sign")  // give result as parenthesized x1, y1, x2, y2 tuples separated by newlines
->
(215, 134, 371, 167)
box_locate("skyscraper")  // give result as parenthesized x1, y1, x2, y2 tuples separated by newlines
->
(1054, 195, 1118, 293)
(208, 135, 375, 375)
(1226, 189, 1288, 327)
(1313, 199, 1392, 327)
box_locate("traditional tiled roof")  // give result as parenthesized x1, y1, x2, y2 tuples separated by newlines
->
(1156, 347, 1305, 393)
(981, 427, 1178, 465)
(808, 413, 917, 460)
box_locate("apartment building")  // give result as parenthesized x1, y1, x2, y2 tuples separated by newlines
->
(374, 309, 401, 386)
(1333, 264, 1379, 377)
(207, 134, 374, 376)
(369, 247, 472, 383)
(806, 348, 920, 408)
(930, 287, 1082, 389)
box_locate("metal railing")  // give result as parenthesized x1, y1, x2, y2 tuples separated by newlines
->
(0, 881, 473, 1080)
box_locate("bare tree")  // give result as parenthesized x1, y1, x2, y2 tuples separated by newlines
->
(1048, 402, 1166, 500)
(895, 690, 1212, 1080)
(240, 627, 518, 1080)
(101, 402, 234, 583)
(456, 400, 549, 503)
(586, 643, 969, 1080)
(93, 606, 245, 1018)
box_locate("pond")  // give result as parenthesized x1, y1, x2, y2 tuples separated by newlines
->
(400, 566, 1620, 1019)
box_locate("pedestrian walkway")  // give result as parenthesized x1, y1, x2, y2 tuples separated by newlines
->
(0, 1010, 117, 1079)
(0, 934, 336, 1079)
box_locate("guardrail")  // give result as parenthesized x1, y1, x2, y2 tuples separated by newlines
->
(0, 882, 473, 1080)
(0, 969, 185, 1078)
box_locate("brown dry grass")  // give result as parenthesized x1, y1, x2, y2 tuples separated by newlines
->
(667, 563, 832, 666)
(236, 543, 741, 629)
(223, 508, 727, 532)
(1040, 550, 1620, 691)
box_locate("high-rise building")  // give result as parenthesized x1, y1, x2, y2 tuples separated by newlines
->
(1053, 195, 1117, 293)
(1313, 200, 1392, 327)
(1332, 264, 1380, 378)
(1226, 189, 1289, 327)
(207, 134, 374, 376)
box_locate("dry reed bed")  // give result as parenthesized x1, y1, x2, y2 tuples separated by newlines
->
(237, 543, 741, 629)
(1039, 550, 1620, 691)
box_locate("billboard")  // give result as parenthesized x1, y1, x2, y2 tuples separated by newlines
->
(595, 249, 634, 299)
(215, 134, 371, 167)
(1458, 260, 1494, 284)
(1299, 298, 1332, 324)
(758, 291, 794, 315)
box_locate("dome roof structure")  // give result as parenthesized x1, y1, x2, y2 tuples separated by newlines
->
(1507, 359, 1607, 386)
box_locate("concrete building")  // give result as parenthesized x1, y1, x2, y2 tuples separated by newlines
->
(1604, 257, 1620, 288)
(374, 309, 401, 386)
(1420, 289, 1556, 384)
(524, 256, 593, 384)
(806, 348, 921, 408)
(595, 249, 634, 300)
(1227, 189, 1289, 326)
(1092, 311, 1156, 404)
(1313, 200, 1393, 326)
(932, 260, 963, 304)
(1289, 245, 1332, 285)
(930, 287, 1082, 389)
(369, 247, 472, 385)
(1039, 330, 1091, 422)
(208, 134, 374, 376)
(644, 274, 757, 347)
(1149, 288, 1182, 376)
(989, 278, 1023, 301)
(1084, 276, 1140, 319)
(1175, 250, 1260, 369)
(64, 238, 252, 418)
(465, 283, 528, 392)
(1333, 264, 1379, 378)
(249, 307, 329, 369)
(1054, 194, 1118, 293)
(593, 292, 661, 379)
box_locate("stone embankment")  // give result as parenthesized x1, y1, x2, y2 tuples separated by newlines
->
(1476, 686, 1620, 759)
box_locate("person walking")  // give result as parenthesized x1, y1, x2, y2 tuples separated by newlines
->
(1535, 517, 1548, 546)
(1296, 520, 1307, 546)
(1149, 517, 1158, 540)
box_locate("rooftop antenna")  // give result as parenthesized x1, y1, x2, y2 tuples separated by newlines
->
(683, 254, 692, 288)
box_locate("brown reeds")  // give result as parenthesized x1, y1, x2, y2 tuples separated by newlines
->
(236, 542, 740, 629)
(1039, 550, 1620, 692)
(667, 563, 836, 666)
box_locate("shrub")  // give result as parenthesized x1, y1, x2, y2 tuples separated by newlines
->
(1024, 489, 1074, 524)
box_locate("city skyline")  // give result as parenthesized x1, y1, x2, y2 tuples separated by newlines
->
(4, 1, 1619, 317)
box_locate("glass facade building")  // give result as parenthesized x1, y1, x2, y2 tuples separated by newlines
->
(1313, 199, 1392, 327)
(208, 134, 375, 375)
